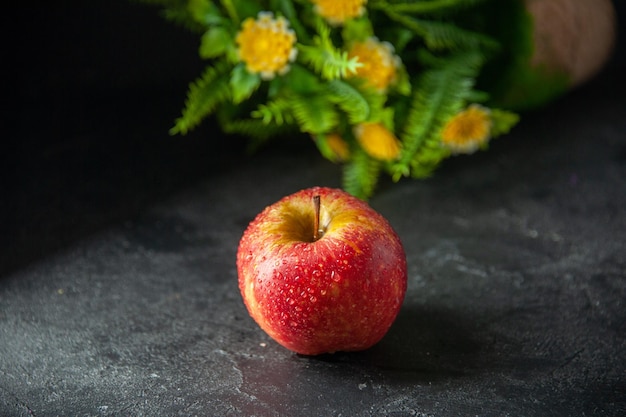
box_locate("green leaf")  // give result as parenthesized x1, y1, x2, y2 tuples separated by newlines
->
(227, 0, 261, 22)
(379, 107, 396, 131)
(381, 11, 499, 52)
(251, 98, 295, 125)
(298, 19, 362, 80)
(392, 50, 485, 179)
(170, 61, 233, 135)
(291, 93, 339, 134)
(325, 80, 372, 124)
(341, 17, 374, 44)
(489, 108, 520, 138)
(392, 61, 412, 96)
(189, 0, 224, 26)
(271, 0, 310, 43)
(281, 64, 323, 95)
(342, 148, 381, 200)
(299, 45, 362, 81)
(199, 26, 231, 59)
(230, 64, 261, 104)
(372, 0, 489, 15)
(220, 117, 296, 151)
(313, 133, 346, 163)
(408, 143, 450, 179)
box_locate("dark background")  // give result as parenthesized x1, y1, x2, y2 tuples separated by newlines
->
(3, 0, 240, 276)
(1, 1, 624, 275)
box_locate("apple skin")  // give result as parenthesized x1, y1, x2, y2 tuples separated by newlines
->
(236, 186, 407, 356)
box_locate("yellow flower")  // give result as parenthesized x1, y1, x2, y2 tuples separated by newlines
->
(310, 0, 367, 26)
(354, 122, 401, 161)
(440, 104, 492, 154)
(347, 37, 399, 92)
(236, 12, 298, 80)
(325, 133, 351, 161)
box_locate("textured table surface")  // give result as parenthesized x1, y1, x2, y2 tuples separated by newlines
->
(2, 2, 625, 416)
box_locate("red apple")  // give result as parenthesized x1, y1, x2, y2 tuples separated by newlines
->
(236, 186, 407, 355)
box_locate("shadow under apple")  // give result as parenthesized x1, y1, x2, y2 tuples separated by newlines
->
(304, 305, 506, 384)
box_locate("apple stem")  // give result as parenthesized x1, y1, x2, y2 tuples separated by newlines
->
(313, 195, 321, 241)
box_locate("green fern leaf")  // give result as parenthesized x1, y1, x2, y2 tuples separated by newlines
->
(382, 11, 499, 51)
(220, 117, 296, 149)
(326, 80, 374, 124)
(170, 62, 233, 135)
(299, 45, 362, 81)
(373, 0, 490, 15)
(299, 19, 362, 80)
(252, 98, 295, 125)
(408, 142, 451, 179)
(342, 149, 382, 200)
(290, 94, 339, 134)
(393, 50, 484, 179)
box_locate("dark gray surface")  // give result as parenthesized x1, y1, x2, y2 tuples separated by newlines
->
(2, 71, 626, 416)
(2, 2, 626, 416)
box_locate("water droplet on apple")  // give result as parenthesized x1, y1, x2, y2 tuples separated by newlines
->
(320, 289, 327, 296)
(287, 298, 295, 305)
(312, 269, 321, 278)
(309, 295, 317, 303)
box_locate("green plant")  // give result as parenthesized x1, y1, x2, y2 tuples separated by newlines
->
(137, 0, 520, 199)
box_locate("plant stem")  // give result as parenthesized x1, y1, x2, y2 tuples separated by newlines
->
(313, 195, 321, 241)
